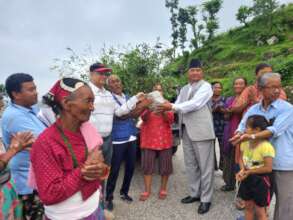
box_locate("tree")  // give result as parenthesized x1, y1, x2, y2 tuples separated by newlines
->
(252, 0, 279, 30)
(236, 6, 252, 26)
(165, 0, 179, 58)
(206, 19, 219, 39)
(202, 0, 223, 20)
(51, 47, 100, 80)
(51, 43, 180, 100)
(177, 8, 189, 52)
(202, 0, 223, 40)
(186, 6, 205, 49)
(99, 43, 180, 99)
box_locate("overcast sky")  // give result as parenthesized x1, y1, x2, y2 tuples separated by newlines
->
(0, 0, 291, 96)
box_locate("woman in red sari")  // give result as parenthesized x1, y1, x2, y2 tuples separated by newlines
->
(31, 78, 108, 220)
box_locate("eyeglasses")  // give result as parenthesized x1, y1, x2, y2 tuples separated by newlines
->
(263, 85, 281, 90)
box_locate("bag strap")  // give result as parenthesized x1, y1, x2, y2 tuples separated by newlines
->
(112, 93, 129, 106)
(56, 125, 88, 168)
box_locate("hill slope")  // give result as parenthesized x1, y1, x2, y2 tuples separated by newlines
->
(164, 3, 293, 100)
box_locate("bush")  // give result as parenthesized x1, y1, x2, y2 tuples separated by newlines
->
(226, 50, 256, 62)
(277, 60, 293, 83)
(283, 86, 293, 103)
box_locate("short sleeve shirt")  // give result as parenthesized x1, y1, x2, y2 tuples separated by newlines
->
(140, 110, 174, 150)
(1, 103, 46, 195)
(240, 141, 275, 170)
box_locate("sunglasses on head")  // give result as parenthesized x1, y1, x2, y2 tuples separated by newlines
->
(93, 71, 111, 76)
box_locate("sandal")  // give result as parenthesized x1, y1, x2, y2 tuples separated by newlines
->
(221, 185, 235, 192)
(158, 190, 167, 200)
(139, 192, 150, 201)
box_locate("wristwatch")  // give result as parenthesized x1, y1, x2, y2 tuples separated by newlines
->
(250, 134, 256, 140)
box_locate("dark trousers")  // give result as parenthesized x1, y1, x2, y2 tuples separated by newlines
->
(19, 191, 44, 220)
(101, 136, 113, 204)
(106, 140, 137, 201)
(101, 135, 113, 166)
(222, 145, 236, 187)
(215, 135, 224, 170)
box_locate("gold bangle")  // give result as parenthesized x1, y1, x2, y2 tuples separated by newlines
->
(0, 159, 7, 169)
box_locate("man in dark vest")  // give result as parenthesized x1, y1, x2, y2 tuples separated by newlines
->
(105, 74, 145, 211)
(157, 59, 215, 214)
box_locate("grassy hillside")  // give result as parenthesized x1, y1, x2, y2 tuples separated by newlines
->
(163, 3, 293, 101)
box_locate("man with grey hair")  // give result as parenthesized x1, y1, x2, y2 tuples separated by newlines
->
(105, 74, 150, 210)
(231, 72, 293, 220)
(230, 63, 287, 114)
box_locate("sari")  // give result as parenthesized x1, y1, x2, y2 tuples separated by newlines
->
(223, 96, 242, 158)
(0, 178, 22, 220)
(222, 96, 242, 187)
(0, 139, 22, 220)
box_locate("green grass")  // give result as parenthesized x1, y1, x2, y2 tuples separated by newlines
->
(163, 3, 293, 97)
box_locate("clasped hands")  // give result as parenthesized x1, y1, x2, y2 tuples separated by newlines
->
(81, 148, 110, 182)
(10, 131, 35, 152)
(236, 169, 251, 182)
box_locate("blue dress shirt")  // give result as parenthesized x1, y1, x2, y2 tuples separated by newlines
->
(237, 99, 293, 171)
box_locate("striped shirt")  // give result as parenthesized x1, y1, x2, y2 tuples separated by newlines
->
(89, 82, 138, 137)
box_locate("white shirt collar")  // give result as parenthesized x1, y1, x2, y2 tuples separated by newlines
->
(89, 81, 107, 94)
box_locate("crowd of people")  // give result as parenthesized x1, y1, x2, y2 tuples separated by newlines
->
(0, 59, 292, 220)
